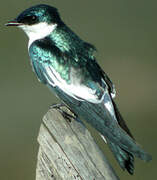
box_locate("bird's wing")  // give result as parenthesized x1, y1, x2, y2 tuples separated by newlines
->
(29, 40, 128, 132)
(29, 40, 115, 103)
(87, 59, 116, 98)
(29, 40, 70, 86)
(29, 40, 121, 128)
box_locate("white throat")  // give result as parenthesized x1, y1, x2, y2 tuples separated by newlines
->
(19, 22, 57, 48)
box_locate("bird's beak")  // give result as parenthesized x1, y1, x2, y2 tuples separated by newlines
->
(5, 20, 23, 26)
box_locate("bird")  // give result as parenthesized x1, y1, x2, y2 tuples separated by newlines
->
(6, 4, 152, 174)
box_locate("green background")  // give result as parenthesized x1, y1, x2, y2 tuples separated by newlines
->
(1, 0, 156, 179)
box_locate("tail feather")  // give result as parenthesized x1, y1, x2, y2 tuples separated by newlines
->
(107, 100, 152, 173)
(107, 140, 134, 175)
(112, 100, 152, 162)
(100, 133, 134, 174)
(102, 96, 151, 174)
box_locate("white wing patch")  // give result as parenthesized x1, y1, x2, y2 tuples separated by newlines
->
(103, 93, 117, 120)
(44, 65, 104, 103)
(111, 85, 116, 98)
(99, 133, 107, 143)
(101, 78, 116, 99)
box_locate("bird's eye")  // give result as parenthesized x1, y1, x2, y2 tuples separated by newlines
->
(19, 15, 37, 25)
(31, 15, 37, 21)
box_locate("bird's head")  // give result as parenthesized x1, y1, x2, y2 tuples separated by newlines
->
(6, 4, 63, 43)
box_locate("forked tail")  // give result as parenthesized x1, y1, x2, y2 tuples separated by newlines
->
(101, 99, 152, 174)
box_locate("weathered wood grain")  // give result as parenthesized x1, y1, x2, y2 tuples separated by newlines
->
(36, 106, 119, 180)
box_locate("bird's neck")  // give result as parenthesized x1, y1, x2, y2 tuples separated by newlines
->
(21, 22, 57, 49)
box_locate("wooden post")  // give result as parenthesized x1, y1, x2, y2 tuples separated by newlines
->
(36, 106, 119, 180)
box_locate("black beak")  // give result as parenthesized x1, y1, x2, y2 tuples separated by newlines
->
(5, 20, 23, 26)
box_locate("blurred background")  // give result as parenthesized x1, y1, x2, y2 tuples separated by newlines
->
(1, 0, 156, 179)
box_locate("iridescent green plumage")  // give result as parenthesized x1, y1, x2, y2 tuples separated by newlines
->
(28, 22, 151, 174)
(6, 4, 152, 175)
(29, 24, 114, 102)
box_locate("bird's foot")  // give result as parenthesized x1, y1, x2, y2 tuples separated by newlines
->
(50, 103, 77, 122)
(49, 103, 65, 109)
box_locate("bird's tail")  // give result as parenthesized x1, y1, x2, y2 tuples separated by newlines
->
(108, 138, 134, 174)
(100, 133, 134, 174)
(100, 99, 152, 174)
